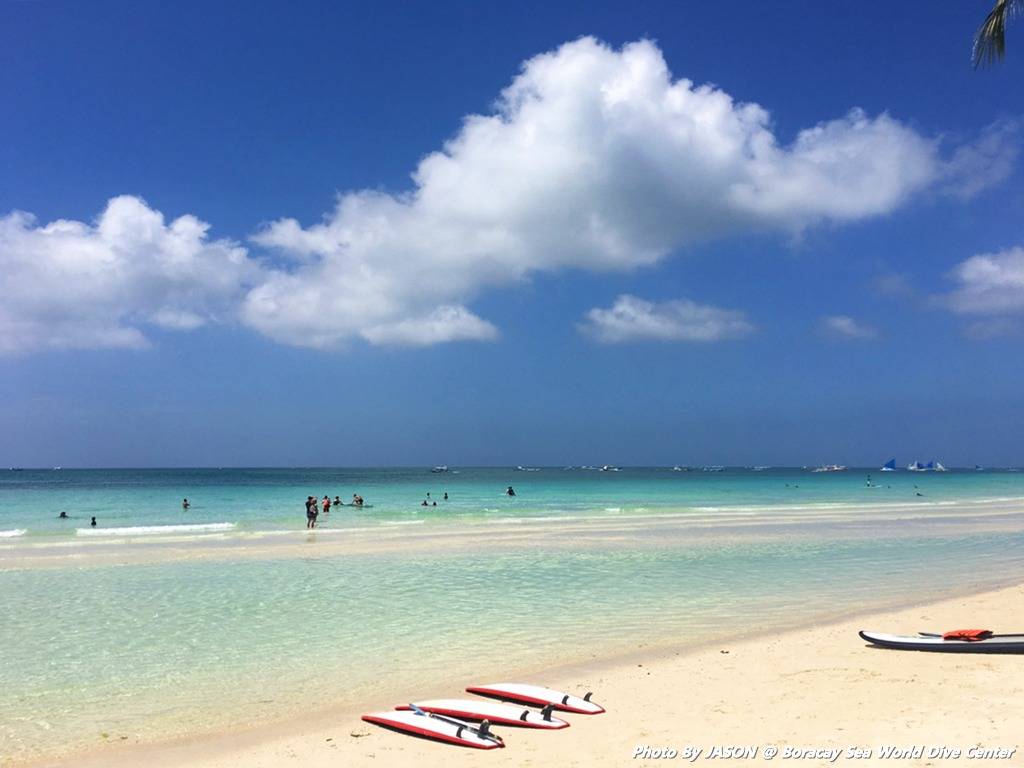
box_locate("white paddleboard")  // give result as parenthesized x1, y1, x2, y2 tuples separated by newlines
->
(467, 683, 604, 714)
(398, 699, 569, 729)
(860, 630, 1024, 653)
(362, 709, 504, 749)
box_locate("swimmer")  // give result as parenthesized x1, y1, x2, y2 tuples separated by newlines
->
(506, 486, 516, 497)
(90, 516, 97, 527)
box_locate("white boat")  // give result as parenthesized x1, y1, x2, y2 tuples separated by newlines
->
(812, 464, 847, 473)
(431, 465, 450, 473)
(702, 465, 725, 472)
(599, 465, 621, 472)
(515, 466, 541, 472)
(671, 466, 690, 472)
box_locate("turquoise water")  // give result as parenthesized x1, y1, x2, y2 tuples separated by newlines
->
(3, 468, 1024, 763)
(3, 466, 1024, 538)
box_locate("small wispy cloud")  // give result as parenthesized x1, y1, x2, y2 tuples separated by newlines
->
(962, 318, 1021, 340)
(941, 119, 1021, 200)
(873, 272, 916, 298)
(580, 294, 755, 343)
(943, 246, 1024, 316)
(819, 315, 878, 340)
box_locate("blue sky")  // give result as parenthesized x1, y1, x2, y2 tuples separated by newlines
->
(1, 0, 1022, 467)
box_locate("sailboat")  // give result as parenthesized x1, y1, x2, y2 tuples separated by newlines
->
(908, 461, 926, 472)
(880, 458, 897, 472)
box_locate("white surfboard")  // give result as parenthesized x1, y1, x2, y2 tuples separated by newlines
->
(860, 630, 1024, 653)
(362, 709, 505, 749)
(466, 683, 604, 714)
(398, 699, 569, 729)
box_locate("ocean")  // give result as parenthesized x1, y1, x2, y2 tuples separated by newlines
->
(3, 467, 1024, 763)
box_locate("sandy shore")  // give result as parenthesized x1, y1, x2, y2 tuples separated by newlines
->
(28, 581, 1024, 768)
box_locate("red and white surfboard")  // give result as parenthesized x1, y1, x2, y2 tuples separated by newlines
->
(397, 699, 569, 729)
(466, 683, 605, 714)
(362, 709, 505, 749)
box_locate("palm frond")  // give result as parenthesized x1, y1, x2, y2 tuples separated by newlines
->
(973, 0, 1023, 67)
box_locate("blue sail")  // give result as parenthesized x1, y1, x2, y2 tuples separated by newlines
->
(882, 458, 896, 470)
(925, 461, 934, 470)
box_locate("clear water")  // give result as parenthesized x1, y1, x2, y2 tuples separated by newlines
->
(2, 467, 1024, 763)
(3, 466, 1024, 538)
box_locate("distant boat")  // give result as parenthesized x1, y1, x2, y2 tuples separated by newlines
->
(702, 465, 725, 472)
(880, 458, 897, 472)
(430, 465, 450, 473)
(671, 466, 690, 472)
(752, 466, 770, 471)
(908, 460, 946, 472)
(812, 464, 847, 473)
(975, 464, 984, 471)
(599, 465, 621, 472)
(515, 466, 541, 472)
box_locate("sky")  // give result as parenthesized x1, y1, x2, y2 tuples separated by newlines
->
(1, 0, 1023, 468)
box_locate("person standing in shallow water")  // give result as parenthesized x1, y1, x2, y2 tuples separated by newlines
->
(305, 496, 318, 529)
(90, 516, 97, 527)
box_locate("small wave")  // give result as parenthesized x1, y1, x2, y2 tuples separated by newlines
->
(381, 520, 425, 526)
(604, 507, 622, 513)
(76, 523, 237, 537)
(0, 529, 26, 538)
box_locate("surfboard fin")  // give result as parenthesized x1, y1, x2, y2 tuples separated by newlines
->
(584, 692, 593, 702)
(540, 704, 554, 721)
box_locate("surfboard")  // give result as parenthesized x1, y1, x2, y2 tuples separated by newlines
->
(361, 709, 505, 749)
(466, 683, 604, 714)
(859, 630, 1024, 653)
(397, 699, 569, 729)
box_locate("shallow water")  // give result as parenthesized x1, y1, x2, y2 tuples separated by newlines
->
(2, 467, 1024, 763)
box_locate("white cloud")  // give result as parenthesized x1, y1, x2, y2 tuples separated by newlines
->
(242, 37, 942, 349)
(580, 294, 754, 343)
(0, 196, 257, 353)
(820, 315, 878, 340)
(2, 38, 1008, 354)
(361, 305, 499, 346)
(944, 247, 1024, 315)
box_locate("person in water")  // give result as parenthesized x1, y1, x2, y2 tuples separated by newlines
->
(506, 486, 516, 497)
(58, 511, 68, 519)
(305, 496, 318, 529)
(182, 498, 190, 510)
(443, 492, 448, 500)
(333, 495, 341, 507)
(90, 516, 97, 527)
(352, 493, 364, 507)
(322, 495, 331, 514)
(421, 500, 428, 506)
